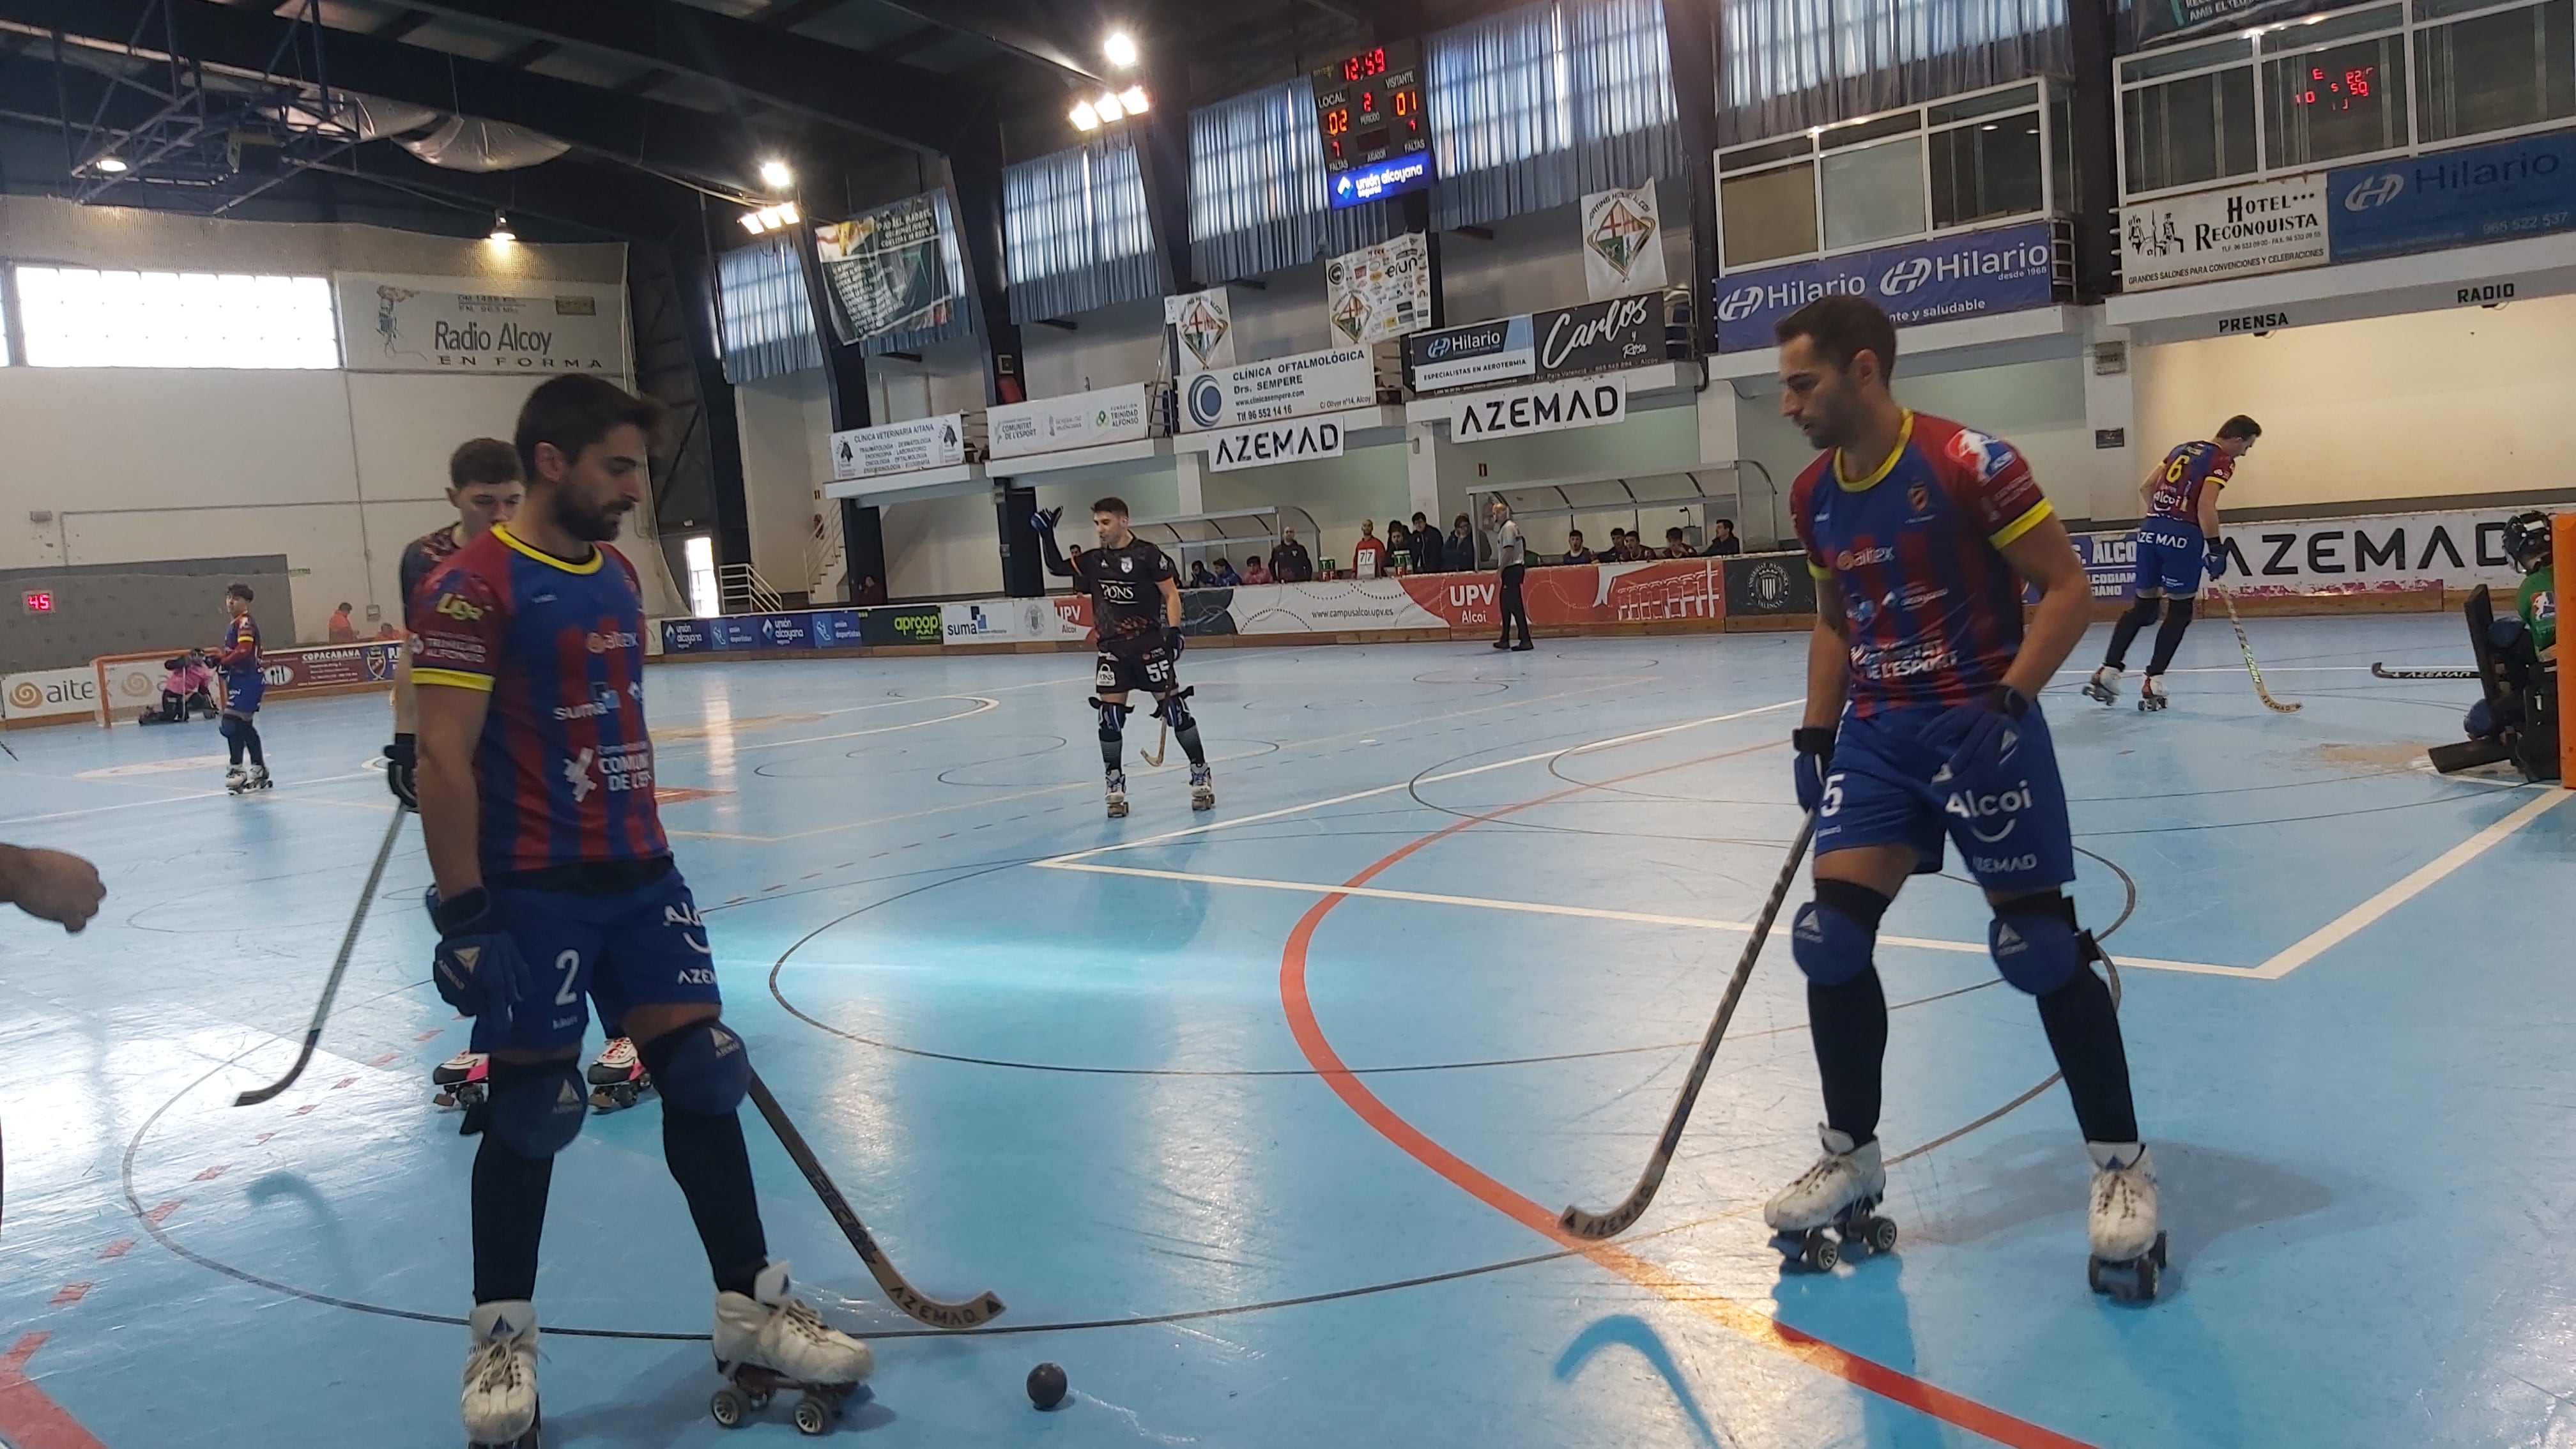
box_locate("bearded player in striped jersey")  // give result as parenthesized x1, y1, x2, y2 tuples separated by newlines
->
(413, 376, 870, 1445)
(1765, 296, 2166, 1300)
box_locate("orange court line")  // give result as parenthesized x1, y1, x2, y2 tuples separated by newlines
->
(1274, 740, 2101, 1449)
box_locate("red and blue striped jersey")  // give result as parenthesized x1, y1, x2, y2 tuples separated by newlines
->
(409, 524, 666, 875)
(213, 613, 262, 689)
(2145, 440, 2233, 524)
(1792, 411, 2055, 717)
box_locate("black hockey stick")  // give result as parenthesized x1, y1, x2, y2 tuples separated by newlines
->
(1560, 811, 1816, 1240)
(2372, 663, 2478, 680)
(2215, 590, 2301, 713)
(234, 809, 406, 1107)
(746, 1070, 1006, 1328)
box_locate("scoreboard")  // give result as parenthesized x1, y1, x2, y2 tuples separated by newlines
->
(1314, 40, 1432, 209)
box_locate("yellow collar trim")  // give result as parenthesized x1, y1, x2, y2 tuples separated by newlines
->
(492, 523, 602, 575)
(1836, 411, 1915, 493)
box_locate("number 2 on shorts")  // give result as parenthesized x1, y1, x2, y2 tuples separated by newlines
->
(553, 949, 581, 1006)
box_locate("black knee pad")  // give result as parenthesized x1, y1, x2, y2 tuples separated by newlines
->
(1091, 696, 1128, 742)
(639, 1017, 751, 1116)
(1153, 686, 1197, 732)
(1988, 892, 2099, 996)
(2122, 596, 2162, 626)
(2164, 597, 2196, 627)
(470, 1058, 588, 1157)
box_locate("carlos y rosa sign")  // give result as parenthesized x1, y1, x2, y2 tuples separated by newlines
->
(337, 272, 629, 375)
(1406, 294, 1662, 394)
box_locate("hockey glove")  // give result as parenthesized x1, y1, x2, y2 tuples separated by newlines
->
(2205, 539, 2228, 578)
(427, 886, 532, 1034)
(1924, 685, 2032, 785)
(1032, 506, 1062, 533)
(1164, 624, 1186, 657)
(1791, 726, 1836, 814)
(383, 734, 418, 811)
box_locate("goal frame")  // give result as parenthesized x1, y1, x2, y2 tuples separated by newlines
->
(91, 650, 222, 729)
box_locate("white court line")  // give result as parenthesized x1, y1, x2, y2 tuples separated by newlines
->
(1037, 860, 2244, 976)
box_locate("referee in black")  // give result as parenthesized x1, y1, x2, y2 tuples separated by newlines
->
(1487, 498, 1533, 652)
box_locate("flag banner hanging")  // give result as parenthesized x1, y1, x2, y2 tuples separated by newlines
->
(813, 193, 956, 344)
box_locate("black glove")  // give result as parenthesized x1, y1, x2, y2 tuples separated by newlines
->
(1164, 625, 1186, 657)
(426, 886, 532, 1034)
(2205, 537, 2228, 578)
(383, 734, 418, 810)
(1032, 506, 1062, 532)
(1791, 726, 1836, 814)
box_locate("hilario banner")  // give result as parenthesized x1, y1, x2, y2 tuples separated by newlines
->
(1446, 373, 1629, 443)
(1713, 219, 2066, 352)
(987, 383, 1151, 459)
(1180, 346, 1377, 432)
(1163, 287, 1236, 370)
(829, 415, 965, 480)
(2119, 175, 2329, 291)
(1581, 180, 1668, 301)
(337, 273, 628, 375)
(1325, 233, 1433, 345)
(2326, 131, 2576, 266)
(1406, 315, 1535, 394)
(813, 192, 956, 343)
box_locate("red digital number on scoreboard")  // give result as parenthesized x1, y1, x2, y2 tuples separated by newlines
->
(1341, 47, 1388, 82)
(23, 590, 53, 614)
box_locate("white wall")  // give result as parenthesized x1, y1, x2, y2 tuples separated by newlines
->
(0, 197, 625, 648)
(733, 371, 831, 596)
(2135, 295, 2576, 514)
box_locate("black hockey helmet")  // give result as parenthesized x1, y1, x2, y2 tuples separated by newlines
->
(2503, 512, 2552, 573)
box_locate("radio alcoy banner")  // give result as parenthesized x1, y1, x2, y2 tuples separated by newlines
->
(987, 383, 1152, 459)
(1713, 220, 2065, 353)
(1180, 346, 1377, 433)
(1580, 181, 1668, 302)
(2119, 175, 2329, 291)
(1325, 233, 1433, 346)
(337, 273, 629, 376)
(813, 192, 956, 343)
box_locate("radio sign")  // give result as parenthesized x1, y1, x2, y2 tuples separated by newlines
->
(1315, 40, 1432, 210)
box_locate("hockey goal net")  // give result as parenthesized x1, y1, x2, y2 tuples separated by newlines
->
(91, 650, 220, 728)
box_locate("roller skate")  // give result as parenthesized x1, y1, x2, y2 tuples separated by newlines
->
(433, 1050, 489, 1110)
(462, 1300, 541, 1448)
(1189, 762, 1215, 812)
(2085, 1142, 2167, 1302)
(1105, 768, 1128, 819)
(586, 1036, 652, 1112)
(710, 1261, 873, 1436)
(2137, 675, 2170, 712)
(1763, 1125, 1896, 1272)
(223, 764, 249, 793)
(2080, 664, 2122, 706)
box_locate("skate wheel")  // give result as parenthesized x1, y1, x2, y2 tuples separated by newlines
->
(710, 1386, 747, 1428)
(792, 1395, 831, 1435)
(1865, 1216, 1899, 1254)
(1802, 1232, 1839, 1272)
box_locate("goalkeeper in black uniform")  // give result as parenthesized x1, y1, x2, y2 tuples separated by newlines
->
(1036, 497, 1213, 817)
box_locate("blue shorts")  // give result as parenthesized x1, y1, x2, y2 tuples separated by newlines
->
(2133, 519, 2207, 599)
(470, 868, 722, 1055)
(1816, 703, 2075, 894)
(222, 672, 265, 714)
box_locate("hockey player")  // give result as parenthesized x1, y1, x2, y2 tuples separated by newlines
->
(1034, 497, 1213, 818)
(391, 439, 527, 1105)
(2083, 417, 2261, 711)
(411, 376, 870, 1446)
(211, 584, 270, 793)
(1765, 296, 2165, 1298)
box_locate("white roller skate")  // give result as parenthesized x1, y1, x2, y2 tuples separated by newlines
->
(1189, 762, 1215, 812)
(2080, 664, 2123, 705)
(243, 763, 272, 791)
(586, 1036, 652, 1112)
(1105, 768, 1129, 819)
(2085, 1141, 2167, 1301)
(223, 764, 249, 794)
(710, 1261, 873, 1435)
(1763, 1125, 1896, 1271)
(2138, 675, 2170, 712)
(432, 1051, 488, 1109)
(462, 1299, 540, 1448)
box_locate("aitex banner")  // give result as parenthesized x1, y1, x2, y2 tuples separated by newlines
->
(1, 666, 96, 721)
(1181, 346, 1377, 432)
(1206, 417, 1346, 471)
(987, 384, 1151, 459)
(829, 415, 965, 480)
(338, 273, 629, 376)
(1448, 374, 1628, 442)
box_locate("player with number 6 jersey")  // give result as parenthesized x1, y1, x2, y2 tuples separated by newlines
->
(2084, 416, 2262, 711)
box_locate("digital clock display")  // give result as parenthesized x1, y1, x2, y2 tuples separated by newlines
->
(21, 590, 52, 615)
(2295, 62, 2374, 111)
(1314, 38, 1433, 208)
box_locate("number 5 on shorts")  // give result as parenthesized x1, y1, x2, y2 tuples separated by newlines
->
(1820, 773, 1844, 818)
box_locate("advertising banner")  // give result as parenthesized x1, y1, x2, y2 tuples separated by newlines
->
(2119, 176, 2329, 290)
(1325, 233, 1434, 344)
(1164, 287, 1236, 370)
(2133, 0, 2340, 52)
(1448, 374, 1629, 443)
(1206, 417, 1346, 471)
(263, 641, 403, 693)
(2, 666, 96, 722)
(337, 273, 628, 376)
(1180, 346, 1377, 432)
(1713, 220, 2066, 352)
(1533, 293, 1664, 378)
(2077, 506, 2531, 598)
(98, 656, 167, 719)
(987, 383, 1151, 459)
(2326, 132, 2576, 265)
(864, 606, 946, 647)
(1723, 552, 1821, 618)
(1581, 180, 1669, 301)
(829, 415, 966, 480)
(940, 597, 1067, 642)
(1406, 315, 1535, 393)
(812, 192, 956, 343)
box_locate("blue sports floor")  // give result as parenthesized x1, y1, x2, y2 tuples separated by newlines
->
(3, 615, 2569, 1449)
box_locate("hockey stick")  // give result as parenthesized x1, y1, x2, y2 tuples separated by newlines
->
(233, 809, 405, 1107)
(2215, 590, 2301, 713)
(2372, 663, 2478, 680)
(1560, 811, 1816, 1240)
(0, 735, 17, 760)
(746, 1070, 1007, 1328)
(1139, 719, 1169, 768)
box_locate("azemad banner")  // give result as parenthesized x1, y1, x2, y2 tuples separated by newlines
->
(2076, 506, 2532, 598)
(2326, 131, 2576, 265)
(337, 273, 629, 375)
(1713, 220, 2067, 352)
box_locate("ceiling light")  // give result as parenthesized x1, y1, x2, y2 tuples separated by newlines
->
(1070, 99, 1101, 131)
(487, 213, 516, 244)
(739, 211, 767, 234)
(1095, 91, 1124, 122)
(1103, 29, 1138, 68)
(758, 157, 793, 190)
(1119, 86, 1150, 114)
(95, 154, 130, 174)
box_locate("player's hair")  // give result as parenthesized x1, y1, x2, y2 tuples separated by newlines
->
(1091, 496, 1130, 518)
(1715, 517, 1735, 530)
(1568, 528, 1584, 540)
(226, 582, 254, 602)
(515, 375, 661, 483)
(1666, 527, 1685, 540)
(448, 436, 523, 488)
(2217, 415, 2262, 441)
(1775, 295, 1899, 382)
